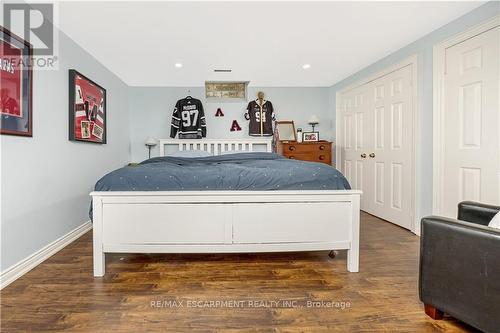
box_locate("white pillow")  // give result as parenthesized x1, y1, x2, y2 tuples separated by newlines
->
(170, 150, 212, 158)
(489, 211, 500, 229)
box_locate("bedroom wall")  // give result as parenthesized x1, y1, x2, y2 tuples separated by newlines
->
(329, 1, 500, 224)
(129, 87, 332, 162)
(0, 31, 130, 272)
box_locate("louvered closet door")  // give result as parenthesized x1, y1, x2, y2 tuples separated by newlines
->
(365, 65, 413, 229)
(441, 26, 500, 218)
(342, 85, 371, 211)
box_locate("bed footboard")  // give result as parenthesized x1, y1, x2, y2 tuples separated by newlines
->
(91, 190, 361, 277)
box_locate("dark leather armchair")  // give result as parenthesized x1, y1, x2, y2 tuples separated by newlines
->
(419, 201, 500, 333)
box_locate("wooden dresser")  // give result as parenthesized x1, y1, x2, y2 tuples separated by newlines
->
(277, 140, 332, 165)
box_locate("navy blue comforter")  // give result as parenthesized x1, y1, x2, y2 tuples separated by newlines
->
(94, 153, 350, 192)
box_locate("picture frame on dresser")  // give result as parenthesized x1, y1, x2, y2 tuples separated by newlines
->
(275, 120, 296, 142)
(303, 131, 319, 142)
(0, 26, 33, 137)
(68, 69, 107, 144)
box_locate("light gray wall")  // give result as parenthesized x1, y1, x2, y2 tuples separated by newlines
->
(0, 31, 130, 271)
(130, 87, 332, 162)
(329, 1, 500, 223)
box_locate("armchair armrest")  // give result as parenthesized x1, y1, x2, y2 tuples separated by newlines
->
(419, 216, 500, 333)
(458, 201, 500, 226)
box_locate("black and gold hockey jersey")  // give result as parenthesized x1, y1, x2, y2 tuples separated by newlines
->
(170, 97, 207, 139)
(244, 99, 275, 136)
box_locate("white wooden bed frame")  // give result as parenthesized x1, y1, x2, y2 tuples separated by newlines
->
(91, 139, 361, 277)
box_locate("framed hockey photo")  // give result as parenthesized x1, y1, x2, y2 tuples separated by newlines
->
(303, 131, 319, 142)
(68, 69, 106, 143)
(0, 26, 33, 137)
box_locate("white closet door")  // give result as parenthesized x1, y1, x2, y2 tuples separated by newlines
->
(441, 26, 500, 218)
(340, 64, 414, 230)
(341, 86, 371, 211)
(365, 65, 413, 229)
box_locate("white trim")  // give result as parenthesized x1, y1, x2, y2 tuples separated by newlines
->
(90, 189, 362, 198)
(0, 221, 92, 289)
(433, 15, 500, 216)
(335, 55, 419, 234)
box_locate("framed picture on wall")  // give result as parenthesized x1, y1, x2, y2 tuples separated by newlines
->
(0, 26, 33, 137)
(205, 81, 248, 102)
(68, 69, 107, 143)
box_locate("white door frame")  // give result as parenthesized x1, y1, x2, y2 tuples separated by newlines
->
(335, 55, 419, 234)
(432, 15, 500, 215)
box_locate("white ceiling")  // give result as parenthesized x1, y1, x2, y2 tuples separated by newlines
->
(59, 1, 484, 87)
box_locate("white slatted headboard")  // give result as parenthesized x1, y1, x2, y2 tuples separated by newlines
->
(158, 139, 272, 156)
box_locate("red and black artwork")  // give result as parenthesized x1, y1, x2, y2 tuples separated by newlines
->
(230, 120, 241, 131)
(215, 108, 224, 117)
(0, 26, 33, 137)
(68, 70, 106, 143)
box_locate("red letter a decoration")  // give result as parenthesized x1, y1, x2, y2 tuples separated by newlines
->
(230, 120, 242, 131)
(215, 108, 224, 117)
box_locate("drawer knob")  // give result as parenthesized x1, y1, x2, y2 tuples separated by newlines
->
(288, 156, 295, 159)
(319, 145, 325, 150)
(289, 146, 296, 151)
(319, 155, 325, 160)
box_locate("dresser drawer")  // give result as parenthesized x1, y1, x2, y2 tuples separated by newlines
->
(284, 152, 330, 163)
(283, 142, 330, 153)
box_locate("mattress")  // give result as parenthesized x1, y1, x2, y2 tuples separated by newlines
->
(94, 152, 351, 192)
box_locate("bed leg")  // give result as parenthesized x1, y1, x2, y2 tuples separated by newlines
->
(347, 249, 359, 272)
(347, 194, 360, 273)
(93, 250, 105, 277)
(92, 196, 105, 277)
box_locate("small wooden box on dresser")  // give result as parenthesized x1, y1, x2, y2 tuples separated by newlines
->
(277, 140, 333, 165)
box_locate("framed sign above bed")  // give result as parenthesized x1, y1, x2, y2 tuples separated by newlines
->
(205, 81, 248, 102)
(0, 26, 33, 137)
(68, 69, 107, 144)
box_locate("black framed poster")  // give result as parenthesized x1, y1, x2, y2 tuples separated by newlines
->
(68, 69, 107, 144)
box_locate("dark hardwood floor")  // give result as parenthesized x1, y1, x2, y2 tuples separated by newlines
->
(1, 212, 477, 332)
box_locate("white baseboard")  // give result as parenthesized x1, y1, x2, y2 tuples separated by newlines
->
(1, 221, 92, 290)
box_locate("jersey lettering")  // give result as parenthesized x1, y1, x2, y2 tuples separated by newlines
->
(181, 109, 199, 127)
(255, 111, 266, 123)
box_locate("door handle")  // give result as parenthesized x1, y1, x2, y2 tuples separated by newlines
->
(369, 152, 376, 158)
(360, 153, 367, 159)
